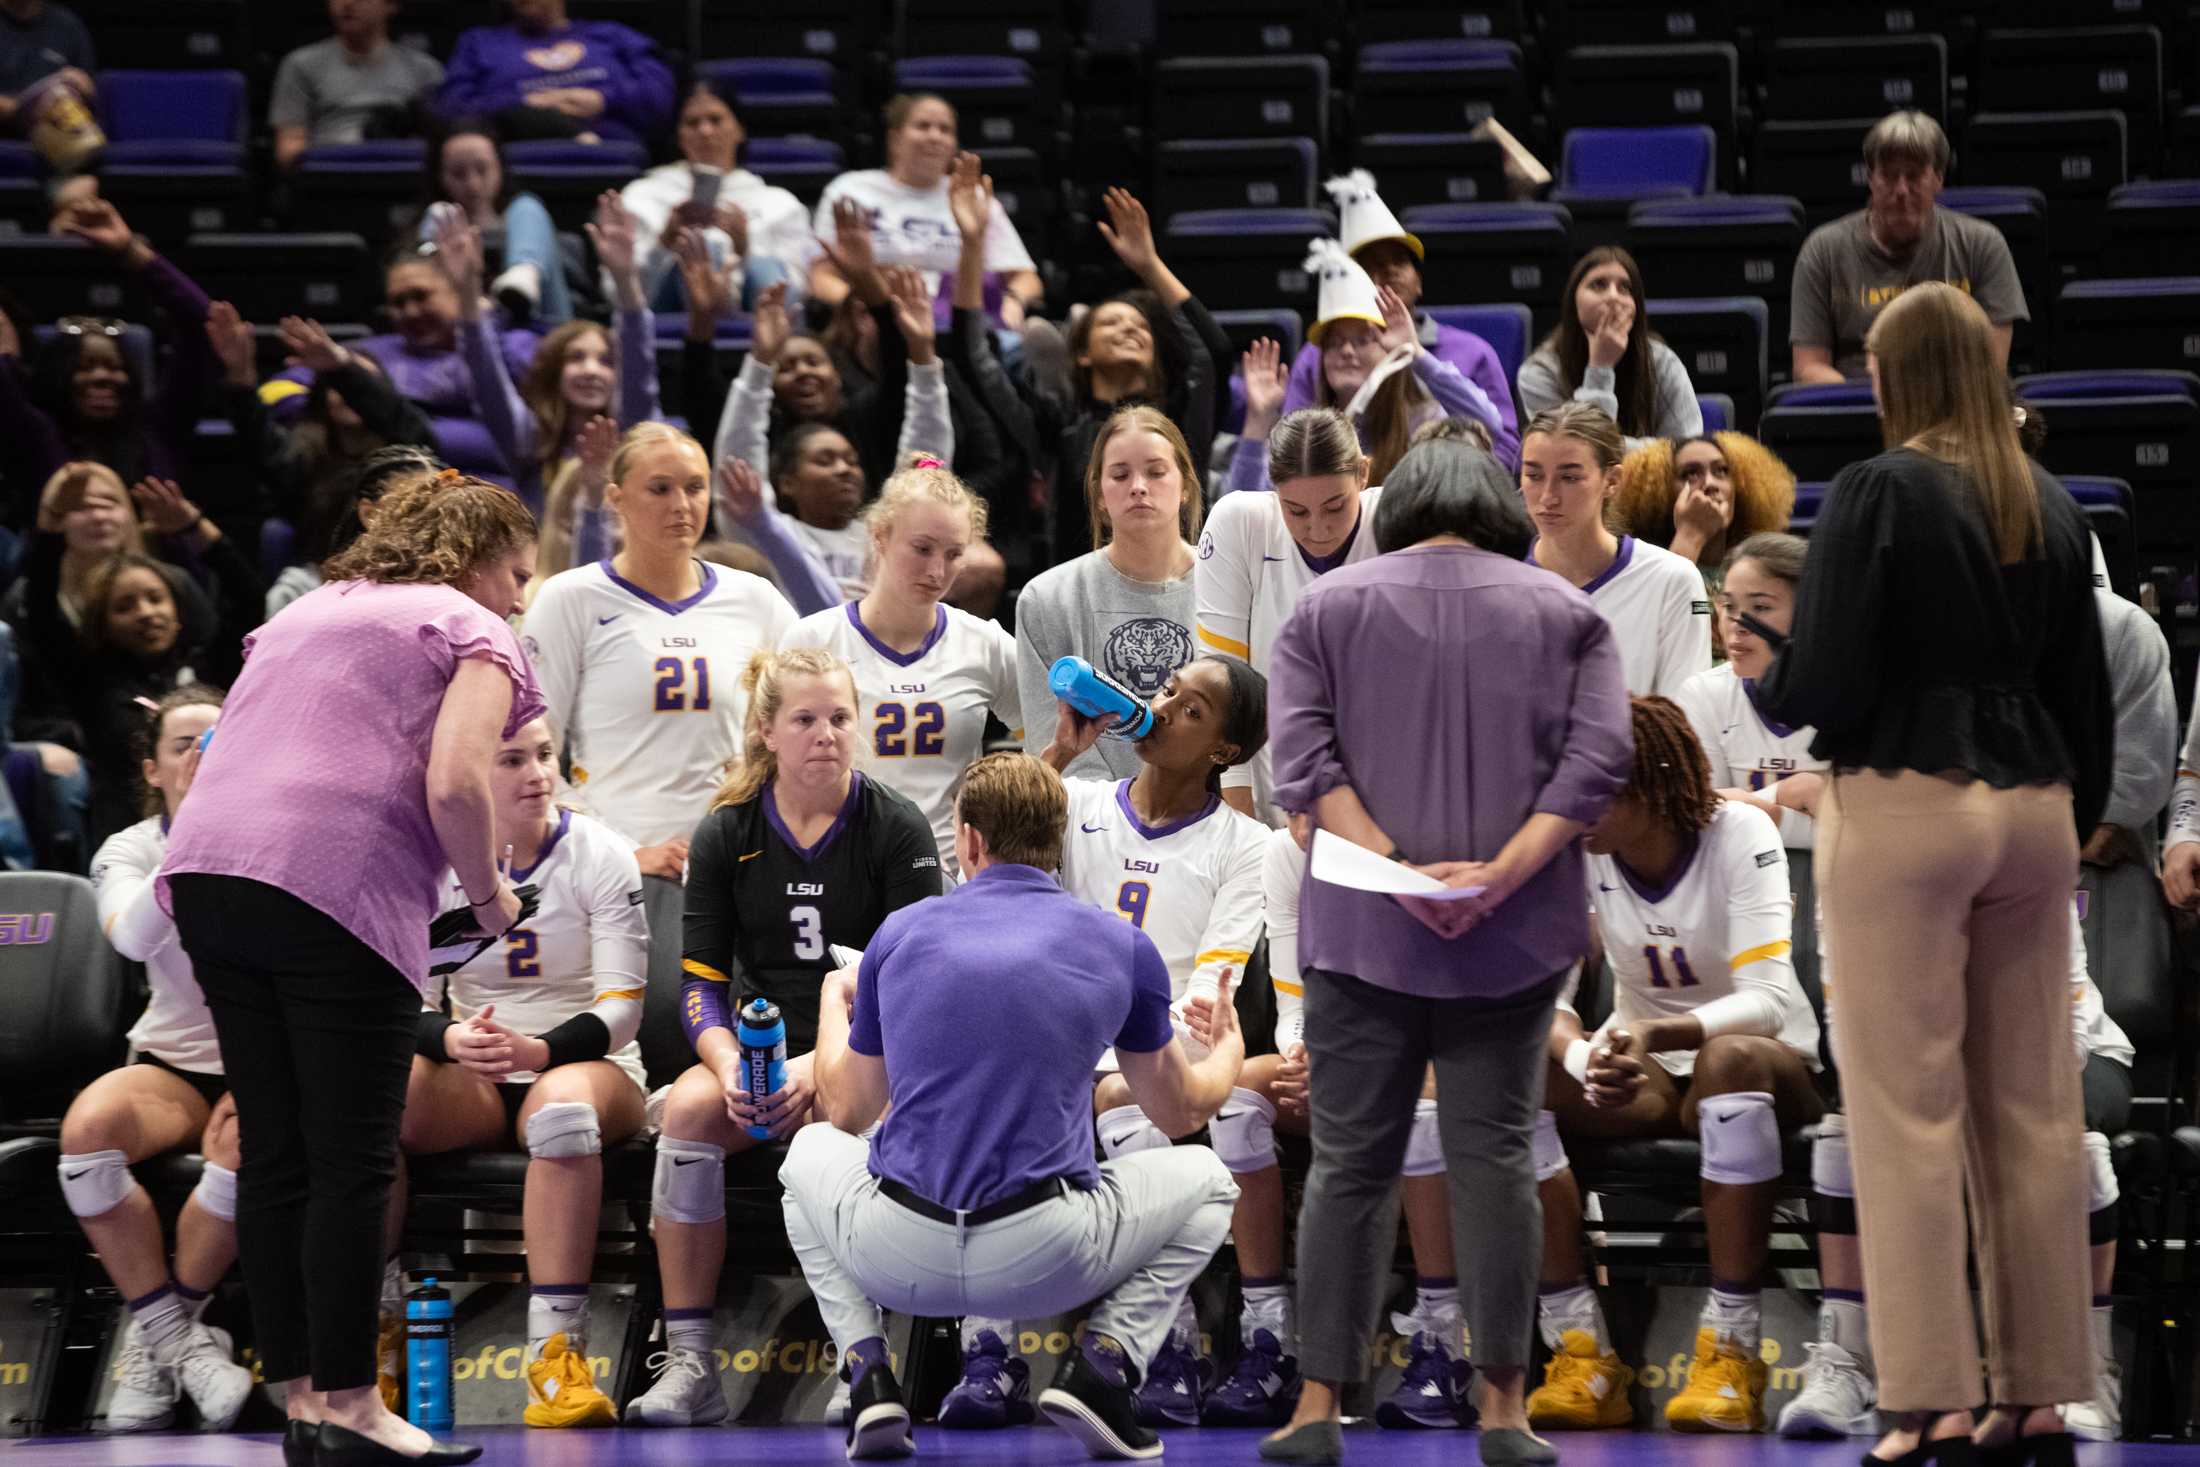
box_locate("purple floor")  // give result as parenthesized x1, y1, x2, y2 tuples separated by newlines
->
(7, 1427, 2200, 1467)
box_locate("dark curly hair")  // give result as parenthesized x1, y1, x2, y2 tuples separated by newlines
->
(1625, 695, 1719, 835)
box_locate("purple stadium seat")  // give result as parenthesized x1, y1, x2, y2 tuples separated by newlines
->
(1647, 295, 1767, 427)
(1696, 392, 1733, 433)
(1354, 0, 1525, 44)
(1154, 139, 1318, 221)
(2106, 180, 2200, 278)
(1164, 207, 1334, 311)
(1422, 302, 1532, 386)
(1353, 133, 1507, 211)
(1763, 36, 1947, 124)
(1627, 196, 1804, 352)
(2014, 371, 2200, 547)
(1554, 126, 1716, 203)
(893, 57, 1040, 149)
(1401, 201, 1573, 327)
(2054, 278, 2200, 374)
(743, 135, 846, 205)
(289, 142, 430, 241)
(1354, 40, 1529, 138)
(694, 59, 839, 139)
(98, 70, 246, 153)
(1153, 56, 1330, 147)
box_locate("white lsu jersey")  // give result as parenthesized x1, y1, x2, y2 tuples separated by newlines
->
(522, 558, 798, 847)
(92, 818, 221, 1075)
(1578, 800, 1821, 1076)
(1534, 535, 1711, 698)
(1195, 486, 1383, 823)
(1262, 827, 1308, 1053)
(436, 809, 651, 1088)
(779, 601, 1022, 873)
(1674, 662, 1828, 850)
(1059, 778, 1269, 1052)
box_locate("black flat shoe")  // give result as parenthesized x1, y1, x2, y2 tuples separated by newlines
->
(283, 1420, 315, 1467)
(1866, 1435, 1977, 1467)
(314, 1421, 482, 1467)
(1977, 1432, 2076, 1467)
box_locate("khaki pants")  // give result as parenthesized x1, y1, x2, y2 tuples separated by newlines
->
(1818, 769, 2090, 1410)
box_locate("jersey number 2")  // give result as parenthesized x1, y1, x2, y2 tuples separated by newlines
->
(505, 929, 540, 979)
(1642, 944, 1701, 989)
(790, 904, 824, 960)
(654, 656, 712, 712)
(874, 701, 946, 757)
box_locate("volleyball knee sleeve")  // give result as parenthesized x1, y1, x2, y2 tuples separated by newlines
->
(1534, 1109, 1570, 1183)
(190, 1162, 237, 1222)
(58, 1150, 137, 1218)
(1210, 1089, 1277, 1174)
(651, 1138, 725, 1224)
(1698, 1091, 1781, 1185)
(1097, 1104, 1170, 1158)
(525, 1101, 602, 1160)
(2085, 1131, 2119, 1241)
(1811, 1113, 1857, 1233)
(1401, 1099, 1444, 1178)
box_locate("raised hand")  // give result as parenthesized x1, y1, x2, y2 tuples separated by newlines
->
(717, 458, 767, 522)
(429, 205, 486, 311)
(882, 265, 938, 364)
(571, 413, 619, 507)
(673, 228, 737, 329)
(947, 152, 993, 241)
(1096, 187, 1160, 279)
(60, 198, 134, 255)
(130, 477, 205, 537)
(1240, 337, 1287, 435)
(748, 279, 790, 364)
(278, 315, 351, 375)
(587, 190, 643, 307)
(1375, 284, 1417, 353)
(206, 301, 257, 387)
(714, 199, 750, 258)
(35, 462, 96, 531)
(825, 197, 879, 281)
(1587, 294, 1633, 370)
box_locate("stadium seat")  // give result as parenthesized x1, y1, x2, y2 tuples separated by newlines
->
(1963, 111, 2128, 267)
(1752, 118, 1874, 226)
(79, 0, 246, 70)
(1552, 125, 1717, 250)
(182, 234, 375, 328)
(0, 237, 143, 322)
(2079, 860, 2180, 1124)
(1422, 303, 1533, 388)
(1151, 56, 1330, 148)
(97, 70, 246, 154)
(1555, 45, 1739, 165)
(1163, 207, 1332, 312)
(2016, 370, 2200, 549)
(1625, 195, 1804, 357)
(505, 138, 652, 233)
(283, 141, 427, 244)
(2104, 180, 2200, 279)
(1647, 296, 1768, 429)
(900, 0, 1072, 72)
(1353, 41, 1529, 139)
(1208, 307, 1305, 363)
(1154, 139, 1318, 222)
(1696, 392, 1733, 433)
(2054, 278, 2200, 374)
(1758, 382, 1881, 483)
(1351, 133, 1507, 211)
(694, 58, 841, 142)
(1978, 27, 2163, 177)
(0, 141, 42, 232)
(699, 0, 876, 66)
(2175, 107, 2200, 176)
(0, 873, 135, 1137)
(974, 145, 1055, 259)
(1352, 0, 1527, 45)
(1547, 0, 1736, 48)
(2064, 475, 2141, 598)
(1402, 201, 1573, 333)
(893, 56, 1040, 151)
(1762, 35, 1948, 124)
(743, 136, 844, 208)
(1938, 185, 2050, 372)
(1155, 0, 1326, 58)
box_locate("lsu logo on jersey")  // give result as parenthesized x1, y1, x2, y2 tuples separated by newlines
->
(1124, 858, 1161, 875)
(886, 682, 928, 695)
(787, 883, 824, 896)
(1103, 617, 1195, 699)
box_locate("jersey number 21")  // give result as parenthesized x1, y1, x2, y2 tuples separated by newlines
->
(654, 656, 712, 712)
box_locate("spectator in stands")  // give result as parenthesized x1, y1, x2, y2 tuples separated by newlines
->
(63, 685, 256, 1435)
(1611, 433, 1796, 568)
(3, 461, 141, 633)
(438, 0, 673, 147)
(810, 95, 1042, 331)
(415, 123, 575, 327)
(937, 162, 1044, 560)
(270, 0, 443, 170)
(1279, 172, 1521, 466)
(1519, 248, 1701, 452)
(1232, 245, 1510, 494)
(0, 0, 99, 173)
(619, 80, 810, 314)
(1790, 110, 2028, 385)
(1015, 406, 1201, 783)
(265, 444, 442, 621)
(0, 201, 218, 492)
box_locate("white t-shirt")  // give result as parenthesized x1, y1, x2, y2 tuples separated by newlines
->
(1195, 486, 1384, 823)
(1263, 827, 1307, 1052)
(92, 818, 222, 1076)
(1673, 662, 1828, 851)
(1535, 534, 1711, 698)
(777, 601, 1023, 871)
(812, 168, 1035, 298)
(435, 808, 651, 1089)
(620, 161, 814, 303)
(521, 558, 798, 847)
(1574, 800, 1821, 1076)
(792, 519, 873, 601)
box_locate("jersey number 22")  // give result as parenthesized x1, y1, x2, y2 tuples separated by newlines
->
(875, 700, 946, 757)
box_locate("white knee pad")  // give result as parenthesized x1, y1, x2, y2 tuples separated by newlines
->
(1810, 1112, 1852, 1198)
(1533, 1109, 1570, 1183)
(191, 1162, 238, 1222)
(1401, 1099, 1444, 1178)
(651, 1137, 726, 1224)
(1097, 1105, 1170, 1158)
(525, 1101, 602, 1160)
(57, 1150, 138, 1218)
(1210, 1089, 1278, 1175)
(2084, 1130, 2119, 1214)
(1698, 1090, 1782, 1186)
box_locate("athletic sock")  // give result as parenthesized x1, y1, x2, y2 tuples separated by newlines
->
(1822, 1288, 1871, 1373)
(529, 1285, 589, 1355)
(173, 1281, 210, 1321)
(2091, 1298, 2114, 1363)
(1413, 1277, 1463, 1355)
(664, 1307, 713, 1359)
(129, 1283, 193, 1363)
(1240, 1276, 1293, 1353)
(845, 1336, 889, 1387)
(1703, 1279, 1762, 1353)
(1538, 1279, 1609, 1353)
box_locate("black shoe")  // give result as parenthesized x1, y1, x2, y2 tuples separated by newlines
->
(1977, 1433, 2076, 1467)
(314, 1421, 482, 1467)
(1866, 1435, 1977, 1467)
(1039, 1348, 1163, 1460)
(844, 1363, 914, 1460)
(284, 1421, 316, 1467)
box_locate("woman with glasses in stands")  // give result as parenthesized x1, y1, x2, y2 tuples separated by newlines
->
(1519, 247, 1702, 453)
(64, 685, 255, 1436)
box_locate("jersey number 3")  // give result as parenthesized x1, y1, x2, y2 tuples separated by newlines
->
(790, 904, 824, 961)
(1642, 944, 1702, 989)
(654, 656, 712, 712)
(874, 701, 946, 757)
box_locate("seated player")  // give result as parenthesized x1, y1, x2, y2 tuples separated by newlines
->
(627, 648, 941, 1428)
(383, 716, 649, 1428)
(65, 686, 255, 1432)
(1527, 695, 1824, 1434)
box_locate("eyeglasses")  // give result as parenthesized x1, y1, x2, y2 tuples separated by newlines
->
(57, 316, 124, 338)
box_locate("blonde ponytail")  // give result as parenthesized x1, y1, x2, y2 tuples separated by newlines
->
(710, 647, 862, 810)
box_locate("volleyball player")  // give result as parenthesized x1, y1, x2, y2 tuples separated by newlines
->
(520, 423, 797, 873)
(1527, 697, 1822, 1436)
(65, 687, 254, 1433)
(777, 462, 1021, 874)
(1520, 403, 1711, 697)
(627, 649, 941, 1427)
(385, 716, 650, 1429)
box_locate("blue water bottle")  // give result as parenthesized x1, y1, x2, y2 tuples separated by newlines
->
(738, 998, 787, 1141)
(1047, 655, 1154, 740)
(405, 1277, 455, 1431)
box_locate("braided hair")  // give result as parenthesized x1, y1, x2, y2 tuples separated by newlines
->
(1624, 695, 1719, 835)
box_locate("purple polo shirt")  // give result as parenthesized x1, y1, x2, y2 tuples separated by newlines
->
(1267, 543, 1632, 997)
(851, 863, 1175, 1210)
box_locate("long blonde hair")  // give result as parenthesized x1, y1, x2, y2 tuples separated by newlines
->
(1866, 281, 2040, 563)
(1084, 404, 1204, 551)
(710, 648, 861, 810)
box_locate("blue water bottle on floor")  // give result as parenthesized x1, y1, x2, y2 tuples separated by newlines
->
(1047, 655, 1154, 740)
(405, 1277, 454, 1431)
(738, 998, 787, 1141)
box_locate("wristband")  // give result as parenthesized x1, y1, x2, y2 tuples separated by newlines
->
(1563, 1038, 1592, 1084)
(468, 889, 499, 908)
(416, 1012, 458, 1063)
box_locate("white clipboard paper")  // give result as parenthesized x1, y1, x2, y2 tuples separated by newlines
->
(1308, 830, 1486, 900)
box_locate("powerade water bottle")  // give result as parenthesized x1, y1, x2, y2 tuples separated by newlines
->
(738, 998, 787, 1142)
(1047, 655, 1154, 740)
(405, 1277, 455, 1432)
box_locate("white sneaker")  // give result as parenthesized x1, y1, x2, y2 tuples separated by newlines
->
(97, 1319, 178, 1433)
(627, 1346, 728, 1427)
(826, 1366, 853, 1426)
(1776, 1341, 1878, 1438)
(172, 1323, 254, 1431)
(492, 262, 543, 323)
(2063, 1359, 2123, 1442)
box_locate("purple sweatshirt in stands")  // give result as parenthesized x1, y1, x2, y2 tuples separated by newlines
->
(437, 21, 674, 145)
(1285, 314, 1521, 469)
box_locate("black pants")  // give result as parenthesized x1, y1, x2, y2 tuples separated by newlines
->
(171, 874, 417, 1390)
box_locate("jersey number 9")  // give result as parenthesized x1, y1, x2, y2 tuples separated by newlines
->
(1642, 944, 1701, 990)
(1116, 881, 1151, 930)
(874, 700, 946, 758)
(654, 656, 713, 712)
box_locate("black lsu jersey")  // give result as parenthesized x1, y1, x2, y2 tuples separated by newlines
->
(683, 772, 942, 1052)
